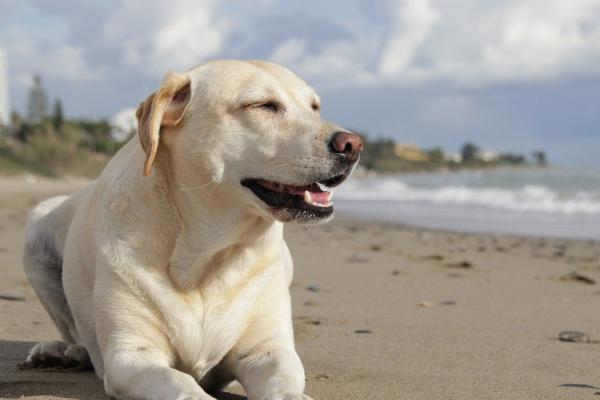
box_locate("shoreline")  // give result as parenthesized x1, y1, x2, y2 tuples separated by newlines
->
(335, 206, 600, 243)
(333, 213, 599, 245)
(335, 167, 600, 241)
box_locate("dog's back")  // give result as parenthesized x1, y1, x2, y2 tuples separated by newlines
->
(23, 188, 87, 343)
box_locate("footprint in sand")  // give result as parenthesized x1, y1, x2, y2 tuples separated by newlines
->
(346, 254, 370, 263)
(0, 293, 25, 301)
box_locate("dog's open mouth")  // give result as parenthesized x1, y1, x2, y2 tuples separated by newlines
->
(242, 174, 347, 220)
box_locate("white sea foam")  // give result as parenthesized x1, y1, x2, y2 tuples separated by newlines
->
(336, 176, 600, 215)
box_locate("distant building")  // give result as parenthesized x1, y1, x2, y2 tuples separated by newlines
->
(446, 153, 463, 163)
(476, 149, 499, 162)
(393, 143, 429, 162)
(0, 49, 9, 126)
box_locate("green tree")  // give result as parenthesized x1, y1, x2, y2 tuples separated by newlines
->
(461, 142, 480, 163)
(27, 74, 48, 123)
(531, 150, 547, 167)
(426, 147, 445, 164)
(7, 111, 32, 142)
(52, 98, 64, 129)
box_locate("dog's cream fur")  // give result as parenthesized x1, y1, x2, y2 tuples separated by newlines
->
(22, 60, 357, 400)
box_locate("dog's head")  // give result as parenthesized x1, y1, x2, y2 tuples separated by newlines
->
(136, 60, 362, 224)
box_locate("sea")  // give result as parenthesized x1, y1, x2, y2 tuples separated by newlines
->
(334, 167, 600, 240)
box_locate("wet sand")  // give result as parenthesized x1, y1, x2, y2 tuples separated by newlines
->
(1, 176, 599, 399)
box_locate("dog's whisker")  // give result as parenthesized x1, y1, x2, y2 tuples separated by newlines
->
(175, 180, 218, 191)
(207, 180, 220, 196)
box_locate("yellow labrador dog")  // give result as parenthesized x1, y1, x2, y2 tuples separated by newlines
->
(21, 60, 362, 400)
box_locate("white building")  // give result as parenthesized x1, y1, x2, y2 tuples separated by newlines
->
(446, 153, 463, 163)
(0, 49, 9, 126)
(477, 149, 499, 162)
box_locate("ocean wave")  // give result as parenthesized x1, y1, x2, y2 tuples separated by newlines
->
(336, 177, 600, 215)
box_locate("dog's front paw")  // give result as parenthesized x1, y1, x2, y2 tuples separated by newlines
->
(261, 393, 313, 400)
(18, 340, 92, 371)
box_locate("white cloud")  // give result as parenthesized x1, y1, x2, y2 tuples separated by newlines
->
(110, 107, 137, 141)
(408, 0, 600, 85)
(270, 38, 308, 66)
(377, 0, 440, 77)
(30, 45, 101, 82)
(0, 2, 102, 86)
(102, 0, 230, 75)
(6, 42, 101, 89)
(473, 0, 600, 81)
(269, 35, 379, 89)
(271, 0, 600, 89)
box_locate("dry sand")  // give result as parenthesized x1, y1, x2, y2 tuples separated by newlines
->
(0, 176, 599, 399)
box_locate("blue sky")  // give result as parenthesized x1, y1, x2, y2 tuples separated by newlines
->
(1, 0, 599, 166)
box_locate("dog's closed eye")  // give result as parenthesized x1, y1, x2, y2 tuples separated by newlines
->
(241, 100, 283, 113)
(258, 101, 280, 113)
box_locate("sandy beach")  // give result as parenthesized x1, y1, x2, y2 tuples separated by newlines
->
(0, 176, 599, 400)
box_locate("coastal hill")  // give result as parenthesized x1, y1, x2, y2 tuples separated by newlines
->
(360, 136, 547, 174)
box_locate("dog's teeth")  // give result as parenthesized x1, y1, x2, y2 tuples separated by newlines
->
(325, 192, 332, 203)
(303, 191, 312, 204)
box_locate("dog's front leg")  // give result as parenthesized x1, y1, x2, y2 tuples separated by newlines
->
(102, 338, 215, 400)
(231, 340, 311, 400)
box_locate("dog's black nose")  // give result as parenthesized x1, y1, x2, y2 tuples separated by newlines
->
(329, 131, 363, 162)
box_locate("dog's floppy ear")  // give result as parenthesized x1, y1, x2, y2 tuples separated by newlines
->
(136, 72, 192, 176)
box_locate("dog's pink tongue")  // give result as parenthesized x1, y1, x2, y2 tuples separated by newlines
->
(309, 191, 330, 204)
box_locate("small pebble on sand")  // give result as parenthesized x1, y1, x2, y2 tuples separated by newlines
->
(444, 261, 473, 269)
(560, 271, 596, 285)
(558, 331, 590, 343)
(423, 254, 444, 261)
